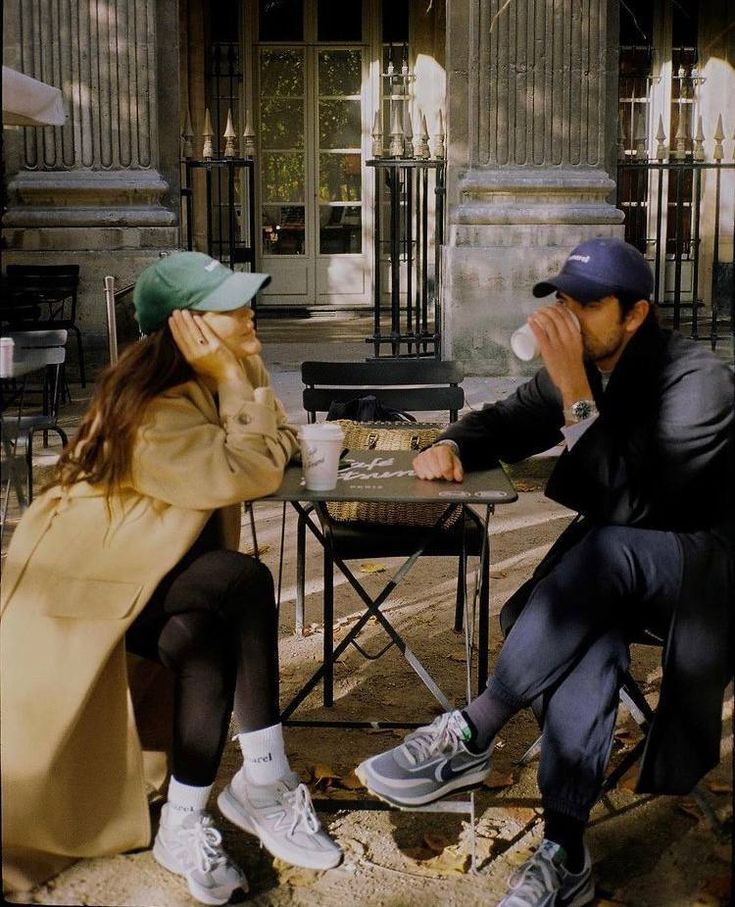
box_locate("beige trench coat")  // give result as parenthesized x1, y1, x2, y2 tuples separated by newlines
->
(0, 356, 298, 891)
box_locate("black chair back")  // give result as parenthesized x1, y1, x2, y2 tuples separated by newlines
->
(301, 360, 465, 423)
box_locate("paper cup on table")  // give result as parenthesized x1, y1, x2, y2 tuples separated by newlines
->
(0, 337, 14, 377)
(298, 423, 345, 491)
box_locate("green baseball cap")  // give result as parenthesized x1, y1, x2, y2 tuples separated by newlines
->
(133, 252, 271, 334)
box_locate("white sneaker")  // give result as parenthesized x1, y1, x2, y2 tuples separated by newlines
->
(217, 770, 343, 870)
(153, 804, 248, 906)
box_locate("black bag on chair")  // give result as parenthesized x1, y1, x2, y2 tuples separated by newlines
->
(326, 394, 415, 423)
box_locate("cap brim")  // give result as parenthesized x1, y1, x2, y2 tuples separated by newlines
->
(532, 273, 616, 303)
(191, 272, 272, 313)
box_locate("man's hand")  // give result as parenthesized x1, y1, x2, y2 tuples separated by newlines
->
(169, 309, 243, 385)
(412, 444, 464, 482)
(528, 304, 592, 404)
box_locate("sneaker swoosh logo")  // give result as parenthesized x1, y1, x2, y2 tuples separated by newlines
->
(437, 756, 487, 782)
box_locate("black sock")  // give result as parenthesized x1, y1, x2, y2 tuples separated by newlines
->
(462, 690, 517, 750)
(544, 810, 586, 873)
(460, 712, 487, 754)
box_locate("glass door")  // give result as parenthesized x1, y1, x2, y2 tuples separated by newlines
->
(254, 2, 372, 311)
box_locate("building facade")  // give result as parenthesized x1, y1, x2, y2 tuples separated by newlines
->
(2, 0, 733, 374)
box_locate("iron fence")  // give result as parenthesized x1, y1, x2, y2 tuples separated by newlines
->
(367, 158, 446, 359)
(617, 159, 734, 359)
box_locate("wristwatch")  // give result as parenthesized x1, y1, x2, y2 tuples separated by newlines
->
(564, 399, 599, 423)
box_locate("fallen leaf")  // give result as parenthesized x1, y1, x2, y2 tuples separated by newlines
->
(243, 543, 271, 556)
(513, 480, 542, 492)
(338, 771, 365, 791)
(616, 765, 639, 792)
(429, 847, 471, 875)
(312, 764, 339, 790)
(677, 799, 701, 820)
(447, 651, 468, 663)
(423, 832, 451, 853)
(358, 562, 387, 574)
(490, 570, 507, 579)
(483, 769, 516, 790)
(706, 779, 733, 795)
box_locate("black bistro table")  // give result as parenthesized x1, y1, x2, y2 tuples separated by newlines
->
(268, 446, 518, 726)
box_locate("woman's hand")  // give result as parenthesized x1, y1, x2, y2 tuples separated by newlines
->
(169, 309, 243, 385)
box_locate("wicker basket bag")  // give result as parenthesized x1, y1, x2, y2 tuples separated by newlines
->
(326, 420, 462, 529)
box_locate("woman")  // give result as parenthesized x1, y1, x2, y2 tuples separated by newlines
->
(1, 252, 341, 905)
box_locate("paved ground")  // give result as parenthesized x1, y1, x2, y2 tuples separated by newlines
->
(1, 321, 732, 906)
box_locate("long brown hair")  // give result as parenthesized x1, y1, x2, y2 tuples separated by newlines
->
(53, 327, 194, 493)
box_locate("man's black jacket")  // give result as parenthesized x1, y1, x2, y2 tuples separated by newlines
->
(441, 315, 734, 794)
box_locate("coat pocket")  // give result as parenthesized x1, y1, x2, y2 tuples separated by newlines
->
(44, 577, 144, 620)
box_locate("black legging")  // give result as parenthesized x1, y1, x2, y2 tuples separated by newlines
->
(126, 547, 280, 787)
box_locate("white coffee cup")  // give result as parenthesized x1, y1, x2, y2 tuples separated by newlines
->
(511, 311, 580, 361)
(298, 423, 345, 491)
(0, 337, 14, 378)
(510, 322, 538, 361)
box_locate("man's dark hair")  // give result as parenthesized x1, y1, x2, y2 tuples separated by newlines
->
(614, 290, 648, 318)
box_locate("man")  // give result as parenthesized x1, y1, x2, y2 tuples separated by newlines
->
(356, 238, 734, 907)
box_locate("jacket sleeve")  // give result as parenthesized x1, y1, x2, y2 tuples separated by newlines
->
(130, 357, 300, 510)
(439, 369, 565, 470)
(546, 347, 735, 529)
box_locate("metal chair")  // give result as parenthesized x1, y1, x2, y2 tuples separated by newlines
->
(1, 330, 69, 532)
(3, 264, 86, 386)
(294, 359, 494, 702)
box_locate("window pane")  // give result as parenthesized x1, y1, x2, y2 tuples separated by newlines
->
(319, 50, 361, 96)
(261, 98, 304, 149)
(319, 153, 361, 201)
(263, 205, 305, 255)
(259, 0, 303, 41)
(261, 153, 304, 202)
(320, 205, 362, 253)
(317, 0, 362, 41)
(260, 50, 304, 97)
(319, 99, 361, 148)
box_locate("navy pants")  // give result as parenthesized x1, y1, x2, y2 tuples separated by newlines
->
(486, 525, 683, 821)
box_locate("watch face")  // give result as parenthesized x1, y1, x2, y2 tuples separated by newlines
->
(571, 400, 595, 420)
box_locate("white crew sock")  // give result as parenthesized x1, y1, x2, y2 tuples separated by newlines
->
(164, 777, 212, 825)
(236, 722, 290, 786)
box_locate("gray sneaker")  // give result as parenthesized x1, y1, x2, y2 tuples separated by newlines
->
(354, 710, 492, 807)
(217, 770, 342, 871)
(153, 805, 248, 906)
(497, 839, 594, 907)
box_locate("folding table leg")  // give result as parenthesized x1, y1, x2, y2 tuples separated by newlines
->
(323, 541, 335, 708)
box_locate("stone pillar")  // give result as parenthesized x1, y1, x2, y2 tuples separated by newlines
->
(2, 0, 180, 344)
(444, 0, 623, 374)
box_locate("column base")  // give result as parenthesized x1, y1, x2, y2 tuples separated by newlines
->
(444, 168, 624, 375)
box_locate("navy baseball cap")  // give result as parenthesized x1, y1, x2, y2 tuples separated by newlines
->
(533, 238, 653, 303)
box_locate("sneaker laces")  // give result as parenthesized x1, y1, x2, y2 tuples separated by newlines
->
(506, 842, 562, 905)
(181, 815, 228, 873)
(281, 783, 321, 836)
(401, 713, 464, 766)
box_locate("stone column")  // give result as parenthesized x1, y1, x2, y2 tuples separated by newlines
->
(2, 0, 180, 343)
(444, 0, 623, 374)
